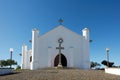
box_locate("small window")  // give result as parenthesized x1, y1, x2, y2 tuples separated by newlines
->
(30, 56, 32, 62)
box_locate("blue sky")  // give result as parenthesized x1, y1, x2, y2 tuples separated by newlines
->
(0, 0, 120, 67)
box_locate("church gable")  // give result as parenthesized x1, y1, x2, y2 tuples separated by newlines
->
(40, 25, 83, 39)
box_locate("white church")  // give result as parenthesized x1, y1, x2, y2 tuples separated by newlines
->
(21, 20, 90, 70)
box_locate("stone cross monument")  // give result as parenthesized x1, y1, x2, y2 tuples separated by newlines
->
(56, 38, 64, 68)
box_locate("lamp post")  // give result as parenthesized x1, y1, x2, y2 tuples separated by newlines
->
(10, 48, 13, 68)
(106, 48, 110, 67)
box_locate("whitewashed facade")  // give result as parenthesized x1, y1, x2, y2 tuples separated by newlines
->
(21, 25, 90, 70)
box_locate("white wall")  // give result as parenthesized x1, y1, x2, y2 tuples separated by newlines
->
(21, 45, 31, 69)
(31, 29, 40, 70)
(21, 45, 27, 69)
(105, 68, 120, 75)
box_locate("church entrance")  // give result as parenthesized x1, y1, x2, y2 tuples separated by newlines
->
(54, 54, 67, 67)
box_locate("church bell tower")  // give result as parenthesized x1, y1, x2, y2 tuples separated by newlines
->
(82, 28, 89, 41)
(31, 28, 39, 70)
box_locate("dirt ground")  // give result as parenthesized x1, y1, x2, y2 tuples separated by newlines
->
(0, 68, 120, 80)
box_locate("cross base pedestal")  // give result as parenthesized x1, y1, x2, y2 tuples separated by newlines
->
(57, 64, 63, 68)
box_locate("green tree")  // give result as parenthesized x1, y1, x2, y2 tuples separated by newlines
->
(16, 65, 21, 70)
(0, 60, 7, 67)
(0, 59, 17, 67)
(91, 61, 101, 69)
(101, 60, 114, 67)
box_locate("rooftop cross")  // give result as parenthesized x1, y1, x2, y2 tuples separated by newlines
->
(58, 18, 63, 25)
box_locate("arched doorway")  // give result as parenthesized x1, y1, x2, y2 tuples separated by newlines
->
(54, 54, 67, 67)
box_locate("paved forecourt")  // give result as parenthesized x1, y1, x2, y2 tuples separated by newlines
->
(0, 68, 120, 80)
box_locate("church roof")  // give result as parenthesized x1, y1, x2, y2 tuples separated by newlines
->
(40, 25, 83, 38)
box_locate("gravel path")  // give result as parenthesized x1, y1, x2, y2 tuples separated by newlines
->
(0, 68, 120, 80)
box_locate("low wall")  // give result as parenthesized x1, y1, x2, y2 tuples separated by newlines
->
(0, 68, 14, 75)
(105, 68, 120, 75)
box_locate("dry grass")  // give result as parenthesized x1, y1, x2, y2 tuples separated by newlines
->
(0, 68, 120, 80)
